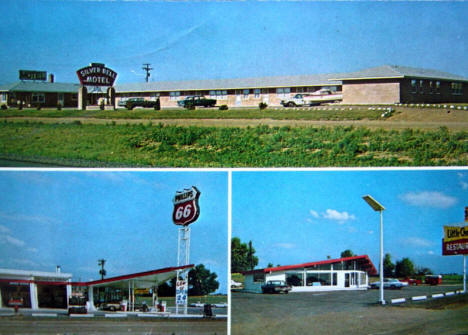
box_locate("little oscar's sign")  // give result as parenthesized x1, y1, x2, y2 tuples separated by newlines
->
(442, 225, 468, 256)
(76, 63, 117, 86)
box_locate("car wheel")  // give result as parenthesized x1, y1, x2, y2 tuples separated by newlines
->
(109, 306, 115, 311)
(287, 102, 296, 107)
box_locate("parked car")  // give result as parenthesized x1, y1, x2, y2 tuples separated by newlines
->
(425, 275, 442, 285)
(280, 89, 342, 107)
(401, 277, 422, 286)
(124, 97, 160, 110)
(231, 280, 243, 288)
(177, 96, 216, 109)
(261, 280, 292, 294)
(370, 278, 407, 289)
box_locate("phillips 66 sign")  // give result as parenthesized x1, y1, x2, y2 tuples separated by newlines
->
(172, 186, 201, 226)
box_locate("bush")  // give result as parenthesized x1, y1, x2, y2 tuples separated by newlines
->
(154, 98, 161, 111)
(100, 100, 105, 111)
(259, 102, 268, 110)
(36, 104, 42, 111)
(1, 104, 7, 110)
(219, 105, 229, 110)
(57, 103, 62, 111)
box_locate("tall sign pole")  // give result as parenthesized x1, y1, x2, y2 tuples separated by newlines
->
(172, 186, 201, 315)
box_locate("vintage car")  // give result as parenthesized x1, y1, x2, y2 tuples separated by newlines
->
(177, 96, 216, 109)
(280, 89, 342, 107)
(124, 97, 160, 110)
(261, 280, 292, 294)
(370, 278, 407, 290)
(401, 277, 422, 286)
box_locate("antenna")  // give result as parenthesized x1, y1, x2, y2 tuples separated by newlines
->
(142, 63, 153, 83)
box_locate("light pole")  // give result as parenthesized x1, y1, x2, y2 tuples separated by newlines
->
(363, 195, 386, 305)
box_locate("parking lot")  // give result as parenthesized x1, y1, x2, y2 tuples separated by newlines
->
(231, 285, 467, 335)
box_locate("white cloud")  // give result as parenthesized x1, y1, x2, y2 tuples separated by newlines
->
(5, 235, 26, 247)
(0, 211, 60, 226)
(0, 224, 10, 233)
(400, 191, 457, 209)
(401, 237, 433, 248)
(27, 247, 38, 253)
(273, 243, 295, 249)
(309, 210, 319, 218)
(308, 208, 356, 224)
(368, 230, 374, 235)
(322, 209, 356, 222)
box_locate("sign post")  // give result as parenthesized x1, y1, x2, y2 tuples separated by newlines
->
(76, 63, 117, 110)
(442, 207, 467, 293)
(172, 186, 200, 314)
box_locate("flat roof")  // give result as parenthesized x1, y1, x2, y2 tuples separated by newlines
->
(330, 65, 468, 82)
(243, 255, 377, 276)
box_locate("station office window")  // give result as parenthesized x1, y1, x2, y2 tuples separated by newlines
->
(170, 91, 180, 100)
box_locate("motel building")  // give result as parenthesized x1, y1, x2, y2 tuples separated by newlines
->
(0, 265, 193, 312)
(242, 255, 377, 293)
(1, 64, 467, 108)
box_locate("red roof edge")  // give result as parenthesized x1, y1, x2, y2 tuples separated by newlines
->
(83, 264, 194, 287)
(243, 255, 377, 276)
(0, 265, 194, 287)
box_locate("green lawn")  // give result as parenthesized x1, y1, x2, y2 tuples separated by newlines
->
(0, 107, 384, 121)
(0, 121, 466, 167)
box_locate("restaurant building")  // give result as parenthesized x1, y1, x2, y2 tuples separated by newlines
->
(242, 255, 377, 293)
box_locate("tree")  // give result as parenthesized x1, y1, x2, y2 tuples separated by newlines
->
(395, 258, 415, 278)
(188, 264, 219, 296)
(231, 237, 259, 272)
(416, 267, 433, 276)
(340, 249, 355, 258)
(383, 253, 395, 277)
(157, 264, 219, 296)
(267, 263, 274, 268)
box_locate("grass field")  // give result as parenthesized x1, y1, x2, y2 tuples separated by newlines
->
(0, 120, 466, 167)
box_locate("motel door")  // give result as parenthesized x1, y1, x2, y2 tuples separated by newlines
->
(235, 90, 242, 106)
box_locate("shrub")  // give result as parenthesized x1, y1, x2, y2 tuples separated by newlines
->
(57, 103, 62, 111)
(219, 105, 228, 111)
(100, 100, 105, 111)
(154, 98, 161, 111)
(259, 102, 268, 110)
(1, 104, 7, 110)
(36, 104, 42, 111)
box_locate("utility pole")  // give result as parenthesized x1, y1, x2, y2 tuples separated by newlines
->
(98, 259, 106, 280)
(142, 63, 153, 83)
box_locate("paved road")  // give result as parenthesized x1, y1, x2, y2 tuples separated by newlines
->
(0, 318, 226, 335)
(232, 286, 467, 335)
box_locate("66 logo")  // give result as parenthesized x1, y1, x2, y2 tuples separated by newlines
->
(172, 186, 201, 226)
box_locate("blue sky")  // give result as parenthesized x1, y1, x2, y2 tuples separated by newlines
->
(0, 170, 228, 293)
(1, 0, 467, 85)
(232, 169, 468, 275)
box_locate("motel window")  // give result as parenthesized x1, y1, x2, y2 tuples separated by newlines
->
(253, 272, 265, 283)
(436, 81, 441, 94)
(32, 93, 45, 103)
(243, 89, 250, 99)
(451, 82, 463, 95)
(169, 91, 180, 100)
(254, 89, 261, 99)
(429, 81, 434, 94)
(419, 80, 424, 94)
(411, 80, 417, 93)
(210, 90, 227, 100)
(276, 87, 291, 98)
(0, 92, 6, 102)
(286, 272, 303, 287)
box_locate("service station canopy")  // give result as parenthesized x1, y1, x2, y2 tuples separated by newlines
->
(78, 265, 194, 289)
(76, 63, 117, 87)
